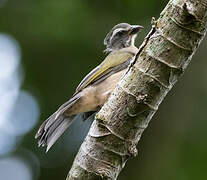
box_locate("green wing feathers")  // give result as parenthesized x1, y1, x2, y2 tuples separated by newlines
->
(76, 51, 134, 92)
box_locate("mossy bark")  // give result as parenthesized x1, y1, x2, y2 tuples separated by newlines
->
(67, 0, 207, 179)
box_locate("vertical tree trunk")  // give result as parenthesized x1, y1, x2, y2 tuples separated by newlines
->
(67, 0, 207, 179)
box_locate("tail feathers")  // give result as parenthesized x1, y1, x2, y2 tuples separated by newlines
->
(35, 113, 74, 152)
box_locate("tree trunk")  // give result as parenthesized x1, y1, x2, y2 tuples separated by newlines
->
(67, 0, 207, 179)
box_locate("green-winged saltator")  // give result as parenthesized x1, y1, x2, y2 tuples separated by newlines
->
(35, 23, 143, 152)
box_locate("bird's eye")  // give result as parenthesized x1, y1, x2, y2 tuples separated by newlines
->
(117, 30, 125, 36)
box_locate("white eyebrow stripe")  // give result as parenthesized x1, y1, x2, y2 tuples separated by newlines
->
(110, 28, 126, 42)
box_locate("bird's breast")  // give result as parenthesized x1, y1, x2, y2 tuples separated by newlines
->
(95, 69, 126, 104)
(72, 69, 126, 114)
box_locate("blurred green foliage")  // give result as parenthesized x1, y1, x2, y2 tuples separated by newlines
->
(1, 0, 207, 179)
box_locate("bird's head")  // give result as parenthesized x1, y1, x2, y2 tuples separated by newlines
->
(104, 23, 143, 53)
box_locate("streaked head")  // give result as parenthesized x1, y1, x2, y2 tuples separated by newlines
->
(104, 23, 143, 52)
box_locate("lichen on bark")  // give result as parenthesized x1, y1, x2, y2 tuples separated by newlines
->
(67, 0, 207, 179)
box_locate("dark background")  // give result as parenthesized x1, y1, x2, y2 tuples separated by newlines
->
(0, 0, 207, 180)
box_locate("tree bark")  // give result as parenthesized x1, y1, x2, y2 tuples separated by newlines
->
(67, 0, 207, 179)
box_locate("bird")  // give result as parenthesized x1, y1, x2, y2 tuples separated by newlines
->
(35, 23, 143, 152)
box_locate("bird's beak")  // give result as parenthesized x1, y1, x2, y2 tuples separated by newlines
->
(129, 25, 144, 35)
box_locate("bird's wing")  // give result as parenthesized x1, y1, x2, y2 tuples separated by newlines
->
(75, 50, 135, 92)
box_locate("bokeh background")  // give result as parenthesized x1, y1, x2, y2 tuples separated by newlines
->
(0, 0, 207, 179)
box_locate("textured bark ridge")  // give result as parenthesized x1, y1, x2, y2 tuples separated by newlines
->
(67, 0, 207, 179)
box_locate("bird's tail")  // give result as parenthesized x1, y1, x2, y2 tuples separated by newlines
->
(35, 112, 75, 152)
(35, 95, 81, 152)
